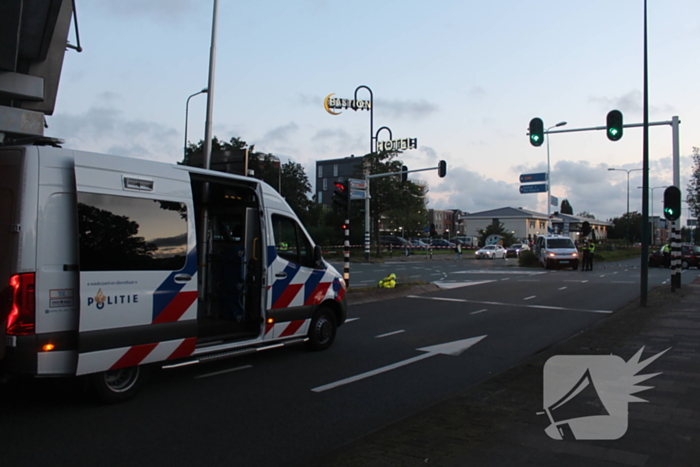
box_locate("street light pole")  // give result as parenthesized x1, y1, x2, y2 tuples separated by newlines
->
(608, 168, 643, 244)
(184, 88, 208, 162)
(546, 121, 567, 233)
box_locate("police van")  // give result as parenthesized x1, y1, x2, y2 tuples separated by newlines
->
(0, 141, 347, 402)
(533, 234, 579, 270)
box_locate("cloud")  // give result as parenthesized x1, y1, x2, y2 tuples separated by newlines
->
(588, 90, 676, 116)
(47, 104, 181, 163)
(310, 127, 366, 154)
(374, 98, 439, 120)
(88, 0, 197, 22)
(263, 122, 299, 143)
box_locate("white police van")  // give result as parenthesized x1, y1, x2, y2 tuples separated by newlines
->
(0, 141, 347, 402)
(533, 234, 579, 270)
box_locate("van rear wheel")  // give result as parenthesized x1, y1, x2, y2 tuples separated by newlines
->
(90, 365, 148, 404)
(307, 307, 337, 351)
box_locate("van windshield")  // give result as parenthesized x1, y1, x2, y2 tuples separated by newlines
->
(547, 238, 575, 249)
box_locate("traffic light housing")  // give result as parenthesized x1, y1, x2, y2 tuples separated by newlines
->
(438, 160, 447, 178)
(430, 223, 436, 237)
(401, 165, 408, 182)
(529, 118, 544, 147)
(333, 181, 349, 210)
(581, 221, 591, 238)
(606, 110, 623, 141)
(663, 186, 681, 221)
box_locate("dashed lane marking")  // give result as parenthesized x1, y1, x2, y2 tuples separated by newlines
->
(406, 295, 612, 314)
(523, 295, 536, 300)
(470, 309, 487, 315)
(375, 330, 406, 339)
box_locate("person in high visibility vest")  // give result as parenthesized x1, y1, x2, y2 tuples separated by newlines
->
(661, 243, 671, 268)
(586, 241, 596, 271)
(378, 273, 396, 288)
(581, 241, 591, 271)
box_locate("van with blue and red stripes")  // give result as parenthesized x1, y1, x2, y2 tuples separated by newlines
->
(0, 142, 347, 402)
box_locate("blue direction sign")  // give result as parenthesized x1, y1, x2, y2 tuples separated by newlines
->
(350, 189, 367, 200)
(519, 183, 547, 194)
(519, 172, 547, 183)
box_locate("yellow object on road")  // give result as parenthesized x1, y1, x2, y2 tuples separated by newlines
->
(378, 273, 396, 288)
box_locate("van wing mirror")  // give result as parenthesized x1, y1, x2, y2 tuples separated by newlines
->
(314, 245, 323, 268)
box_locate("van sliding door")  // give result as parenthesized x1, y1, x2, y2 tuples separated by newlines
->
(73, 158, 198, 375)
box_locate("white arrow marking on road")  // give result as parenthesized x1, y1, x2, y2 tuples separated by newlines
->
(311, 335, 487, 393)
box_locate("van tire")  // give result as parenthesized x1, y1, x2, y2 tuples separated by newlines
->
(307, 306, 337, 351)
(90, 365, 148, 404)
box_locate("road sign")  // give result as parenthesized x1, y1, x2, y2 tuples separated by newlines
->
(350, 189, 367, 200)
(520, 183, 547, 194)
(349, 178, 366, 190)
(519, 172, 547, 183)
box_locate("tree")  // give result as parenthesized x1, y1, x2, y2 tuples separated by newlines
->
(560, 199, 573, 214)
(576, 211, 596, 219)
(279, 160, 312, 224)
(607, 211, 643, 242)
(686, 147, 700, 220)
(478, 219, 515, 246)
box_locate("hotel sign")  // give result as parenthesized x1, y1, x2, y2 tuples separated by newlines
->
(377, 138, 418, 152)
(324, 93, 371, 115)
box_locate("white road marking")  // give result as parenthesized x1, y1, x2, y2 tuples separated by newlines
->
(470, 309, 487, 315)
(563, 280, 588, 283)
(311, 335, 487, 393)
(558, 286, 567, 290)
(345, 317, 360, 323)
(523, 295, 536, 300)
(375, 330, 405, 339)
(195, 365, 252, 379)
(433, 280, 495, 289)
(452, 270, 547, 275)
(430, 273, 442, 276)
(501, 278, 510, 281)
(407, 295, 612, 314)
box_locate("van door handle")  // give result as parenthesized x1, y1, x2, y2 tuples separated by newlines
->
(174, 274, 192, 282)
(275, 272, 287, 279)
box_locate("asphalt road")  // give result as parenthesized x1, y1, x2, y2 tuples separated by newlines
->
(2, 260, 696, 467)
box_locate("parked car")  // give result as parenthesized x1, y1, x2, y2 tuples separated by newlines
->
(380, 236, 410, 247)
(506, 243, 530, 258)
(430, 238, 456, 248)
(409, 239, 430, 249)
(475, 244, 507, 259)
(649, 244, 700, 269)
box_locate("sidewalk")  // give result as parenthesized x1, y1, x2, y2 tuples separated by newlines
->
(312, 278, 700, 467)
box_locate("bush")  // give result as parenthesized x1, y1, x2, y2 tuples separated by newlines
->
(518, 249, 540, 268)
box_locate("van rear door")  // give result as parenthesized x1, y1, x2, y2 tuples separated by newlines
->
(0, 148, 23, 361)
(73, 154, 198, 375)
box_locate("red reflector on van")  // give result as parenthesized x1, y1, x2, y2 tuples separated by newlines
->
(7, 273, 36, 335)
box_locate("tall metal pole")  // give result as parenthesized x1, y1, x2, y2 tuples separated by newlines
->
(355, 85, 374, 261)
(199, 0, 219, 303)
(640, 0, 650, 305)
(545, 121, 566, 233)
(626, 171, 630, 245)
(671, 115, 681, 289)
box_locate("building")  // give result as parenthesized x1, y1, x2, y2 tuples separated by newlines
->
(460, 207, 611, 243)
(315, 155, 364, 206)
(428, 209, 465, 237)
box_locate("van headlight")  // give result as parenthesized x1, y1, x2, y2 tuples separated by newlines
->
(573, 252, 578, 257)
(548, 252, 556, 257)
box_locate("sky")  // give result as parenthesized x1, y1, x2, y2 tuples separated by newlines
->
(49, 0, 700, 224)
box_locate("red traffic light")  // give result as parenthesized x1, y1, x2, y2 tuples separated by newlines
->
(333, 181, 346, 191)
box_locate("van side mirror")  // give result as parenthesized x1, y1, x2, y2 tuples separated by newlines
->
(314, 245, 323, 268)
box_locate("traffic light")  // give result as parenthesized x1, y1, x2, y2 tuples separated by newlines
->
(438, 160, 447, 178)
(529, 118, 544, 147)
(606, 110, 623, 141)
(663, 186, 681, 221)
(581, 221, 591, 238)
(430, 223, 436, 237)
(333, 181, 349, 210)
(401, 165, 408, 182)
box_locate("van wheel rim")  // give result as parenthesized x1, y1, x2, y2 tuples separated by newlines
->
(103, 367, 139, 393)
(315, 317, 332, 344)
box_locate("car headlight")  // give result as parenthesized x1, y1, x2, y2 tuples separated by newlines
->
(573, 253, 578, 257)
(548, 252, 556, 257)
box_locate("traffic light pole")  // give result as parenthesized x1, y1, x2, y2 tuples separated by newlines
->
(364, 164, 446, 260)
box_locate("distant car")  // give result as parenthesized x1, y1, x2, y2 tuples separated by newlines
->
(649, 244, 700, 269)
(380, 236, 409, 247)
(430, 239, 456, 248)
(475, 244, 507, 259)
(409, 239, 430, 249)
(506, 243, 530, 258)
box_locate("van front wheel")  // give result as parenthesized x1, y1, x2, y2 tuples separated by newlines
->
(307, 307, 337, 351)
(90, 365, 148, 404)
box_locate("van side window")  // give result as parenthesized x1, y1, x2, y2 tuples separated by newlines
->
(272, 214, 313, 268)
(77, 193, 188, 271)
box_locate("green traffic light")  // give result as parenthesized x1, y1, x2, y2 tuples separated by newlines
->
(609, 128, 619, 136)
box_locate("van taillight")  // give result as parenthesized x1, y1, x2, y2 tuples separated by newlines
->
(7, 273, 36, 335)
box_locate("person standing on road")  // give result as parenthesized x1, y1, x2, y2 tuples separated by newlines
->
(581, 240, 591, 271)
(455, 243, 462, 261)
(587, 240, 596, 271)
